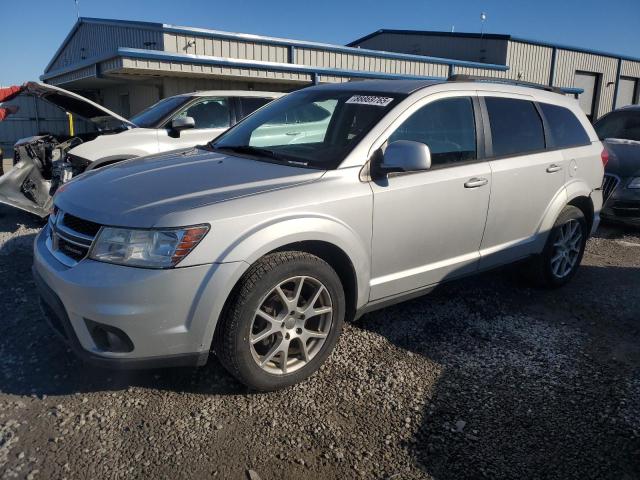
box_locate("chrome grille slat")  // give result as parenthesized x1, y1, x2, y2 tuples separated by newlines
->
(602, 174, 620, 204)
(46, 209, 101, 266)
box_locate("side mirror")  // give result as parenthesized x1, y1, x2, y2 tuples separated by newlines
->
(171, 116, 195, 133)
(379, 140, 432, 175)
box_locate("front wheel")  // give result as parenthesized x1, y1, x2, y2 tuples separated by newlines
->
(526, 205, 588, 288)
(215, 251, 345, 391)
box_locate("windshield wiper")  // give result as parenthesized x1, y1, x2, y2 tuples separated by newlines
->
(211, 144, 309, 166)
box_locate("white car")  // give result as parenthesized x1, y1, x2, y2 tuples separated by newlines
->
(0, 82, 282, 216)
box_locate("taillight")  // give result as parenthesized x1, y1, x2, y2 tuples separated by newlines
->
(601, 148, 610, 168)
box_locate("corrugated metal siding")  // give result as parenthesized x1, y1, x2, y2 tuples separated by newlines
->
(49, 22, 163, 72)
(504, 41, 553, 85)
(163, 32, 290, 63)
(120, 57, 312, 84)
(46, 65, 98, 86)
(352, 33, 509, 65)
(294, 47, 449, 78)
(621, 60, 640, 79)
(553, 49, 618, 118)
(0, 94, 91, 154)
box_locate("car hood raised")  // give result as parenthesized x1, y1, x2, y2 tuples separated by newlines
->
(25, 81, 136, 128)
(54, 148, 325, 227)
(604, 138, 640, 177)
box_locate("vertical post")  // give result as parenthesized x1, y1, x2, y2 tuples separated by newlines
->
(33, 96, 41, 134)
(67, 112, 75, 137)
(448, 64, 456, 78)
(548, 47, 557, 86)
(312, 72, 319, 85)
(612, 58, 622, 111)
(288, 45, 296, 64)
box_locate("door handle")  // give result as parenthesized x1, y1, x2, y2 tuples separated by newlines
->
(464, 177, 489, 188)
(546, 164, 562, 173)
(285, 132, 301, 136)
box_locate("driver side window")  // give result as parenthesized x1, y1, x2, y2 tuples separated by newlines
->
(388, 97, 477, 167)
(175, 98, 231, 129)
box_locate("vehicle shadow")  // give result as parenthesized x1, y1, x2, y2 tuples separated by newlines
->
(355, 263, 640, 479)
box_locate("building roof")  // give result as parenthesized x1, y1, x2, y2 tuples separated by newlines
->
(348, 29, 640, 63)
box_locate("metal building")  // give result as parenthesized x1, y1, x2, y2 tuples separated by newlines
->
(349, 30, 640, 122)
(38, 18, 509, 117)
(3, 18, 638, 154)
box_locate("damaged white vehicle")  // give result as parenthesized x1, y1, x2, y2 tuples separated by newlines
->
(0, 82, 281, 216)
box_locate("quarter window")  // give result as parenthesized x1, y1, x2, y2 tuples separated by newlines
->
(539, 103, 590, 148)
(388, 97, 477, 166)
(176, 98, 231, 129)
(485, 97, 545, 157)
(238, 97, 273, 120)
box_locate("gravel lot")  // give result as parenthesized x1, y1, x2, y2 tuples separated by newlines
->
(0, 204, 638, 480)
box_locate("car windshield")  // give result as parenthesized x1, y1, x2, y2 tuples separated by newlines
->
(212, 90, 403, 169)
(130, 96, 194, 128)
(594, 110, 640, 142)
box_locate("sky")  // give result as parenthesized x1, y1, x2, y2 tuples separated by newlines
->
(1, 0, 639, 86)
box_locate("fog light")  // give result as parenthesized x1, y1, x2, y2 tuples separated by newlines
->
(85, 320, 134, 353)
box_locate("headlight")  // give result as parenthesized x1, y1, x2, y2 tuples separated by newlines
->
(628, 177, 640, 189)
(89, 225, 209, 268)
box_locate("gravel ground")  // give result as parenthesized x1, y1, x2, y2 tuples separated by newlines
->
(0, 204, 638, 480)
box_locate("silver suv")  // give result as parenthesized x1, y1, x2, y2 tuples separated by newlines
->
(33, 79, 605, 390)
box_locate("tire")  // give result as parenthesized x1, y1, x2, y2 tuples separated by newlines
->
(214, 251, 345, 391)
(525, 205, 588, 288)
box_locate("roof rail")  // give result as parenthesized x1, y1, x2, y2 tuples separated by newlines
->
(447, 74, 568, 95)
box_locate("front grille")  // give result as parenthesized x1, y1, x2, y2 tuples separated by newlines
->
(602, 174, 620, 204)
(62, 213, 101, 237)
(47, 209, 101, 266)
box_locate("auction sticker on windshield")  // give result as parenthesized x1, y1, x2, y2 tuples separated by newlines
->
(346, 95, 394, 107)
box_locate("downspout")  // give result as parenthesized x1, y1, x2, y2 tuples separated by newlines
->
(548, 47, 557, 86)
(612, 58, 622, 110)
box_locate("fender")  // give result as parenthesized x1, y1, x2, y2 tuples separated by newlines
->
(212, 213, 372, 310)
(533, 179, 594, 252)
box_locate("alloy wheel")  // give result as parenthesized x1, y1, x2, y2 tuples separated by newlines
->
(550, 219, 583, 279)
(250, 276, 333, 375)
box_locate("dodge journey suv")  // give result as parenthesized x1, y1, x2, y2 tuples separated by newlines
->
(33, 79, 604, 391)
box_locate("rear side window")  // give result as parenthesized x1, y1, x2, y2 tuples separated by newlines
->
(540, 103, 591, 148)
(238, 97, 273, 120)
(388, 97, 477, 166)
(485, 97, 545, 157)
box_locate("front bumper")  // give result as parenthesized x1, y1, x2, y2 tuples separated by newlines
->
(33, 227, 245, 369)
(601, 184, 640, 226)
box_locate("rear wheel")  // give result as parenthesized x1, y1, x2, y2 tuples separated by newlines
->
(526, 205, 588, 288)
(215, 251, 345, 391)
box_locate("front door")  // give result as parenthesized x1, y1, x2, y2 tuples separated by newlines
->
(369, 95, 491, 301)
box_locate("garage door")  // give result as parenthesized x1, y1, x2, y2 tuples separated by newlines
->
(615, 77, 638, 109)
(574, 71, 600, 121)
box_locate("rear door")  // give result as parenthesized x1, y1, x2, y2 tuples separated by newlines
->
(478, 93, 566, 269)
(369, 92, 491, 300)
(157, 97, 232, 151)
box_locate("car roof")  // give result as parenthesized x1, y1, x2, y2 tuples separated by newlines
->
(308, 79, 443, 94)
(176, 90, 284, 98)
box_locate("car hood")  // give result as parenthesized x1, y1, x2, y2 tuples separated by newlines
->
(604, 138, 640, 177)
(54, 148, 325, 227)
(25, 81, 136, 128)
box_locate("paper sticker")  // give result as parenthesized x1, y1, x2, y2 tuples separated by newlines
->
(346, 95, 394, 107)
